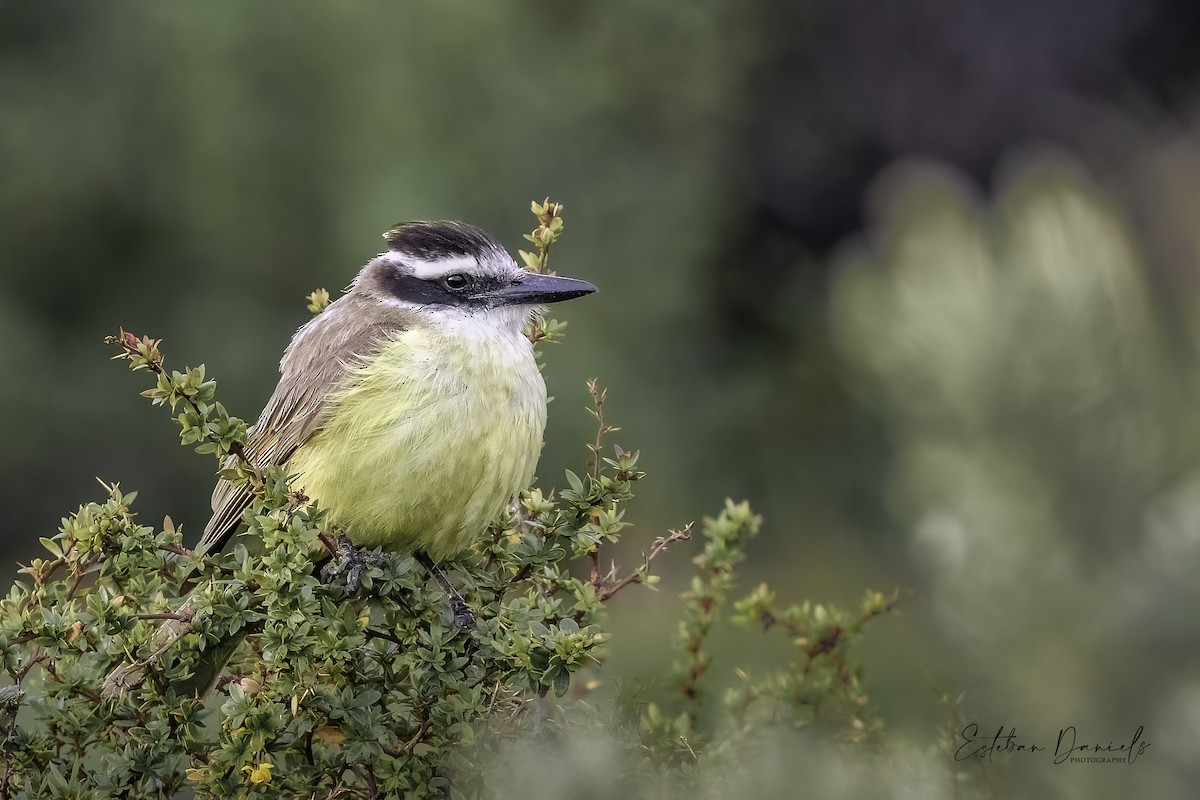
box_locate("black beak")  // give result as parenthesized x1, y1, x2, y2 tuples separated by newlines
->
(490, 271, 597, 306)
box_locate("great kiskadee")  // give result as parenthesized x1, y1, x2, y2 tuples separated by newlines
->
(103, 220, 595, 697)
(204, 220, 595, 560)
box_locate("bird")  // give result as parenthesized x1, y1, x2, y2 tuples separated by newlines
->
(206, 219, 595, 564)
(103, 220, 596, 697)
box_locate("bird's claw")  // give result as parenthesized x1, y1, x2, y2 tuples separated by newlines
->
(450, 597, 476, 631)
(412, 551, 478, 632)
(321, 535, 382, 594)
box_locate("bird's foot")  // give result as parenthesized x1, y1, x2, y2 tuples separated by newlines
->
(450, 597, 476, 631)
(321, 535, 383, 594)
(415, 551, 477, 632)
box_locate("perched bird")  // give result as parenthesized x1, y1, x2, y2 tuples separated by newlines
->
(205, 220, 594, 562)
(103, 220, 595, 697)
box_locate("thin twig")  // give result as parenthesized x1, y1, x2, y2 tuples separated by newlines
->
(317, 532, 340, 557)
(15, 650, 45, 683)
(596, 524, 692, 602)
(584, 379, 618, 479)
(102, 596, 200, 697)
(399, 719, 430, 755)
(365, 628, 403, 646)
(63, 571, 90, 603)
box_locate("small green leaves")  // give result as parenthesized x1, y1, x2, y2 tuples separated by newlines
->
(2, 201, 898, 798)
(525, 315, 567, 347)
(106, 328, 164, 373)
(504, 617, 609, 697)
(108, 330, 250, 465)
(5, 326, 682, 798)
(520, 198, 565, 274)
(724, 584, 899, 742)
(673, 500, 762, 712)
(522, 197, 568, 348)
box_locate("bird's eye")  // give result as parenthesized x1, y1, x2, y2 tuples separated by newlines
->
(442, 274, 469, 291)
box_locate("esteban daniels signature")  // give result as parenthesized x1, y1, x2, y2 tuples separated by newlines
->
(954, 724, 1150, 765)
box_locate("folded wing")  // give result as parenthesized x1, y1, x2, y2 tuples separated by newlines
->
(198, 293, 400, 556)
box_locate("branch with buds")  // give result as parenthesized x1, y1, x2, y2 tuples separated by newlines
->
(522, 199, 570, 348)
(519, 198, 565, 274)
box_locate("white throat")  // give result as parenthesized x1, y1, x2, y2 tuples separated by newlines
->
(378, 296, 536, 343)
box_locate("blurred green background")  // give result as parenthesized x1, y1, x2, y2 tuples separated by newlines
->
(3, 1, 1200, 796)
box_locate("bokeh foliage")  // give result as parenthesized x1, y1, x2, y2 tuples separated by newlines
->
(831, 156, 1200, 798)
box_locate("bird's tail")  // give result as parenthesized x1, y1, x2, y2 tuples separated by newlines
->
(102, 592, 246, 700)
(172, 631, 247, 698)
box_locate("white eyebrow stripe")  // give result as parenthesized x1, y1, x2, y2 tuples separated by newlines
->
(378, 252, 479, 280)
(376, 295, 424, 310)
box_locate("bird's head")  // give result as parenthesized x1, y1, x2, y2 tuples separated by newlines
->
(352, 221, 595, 334)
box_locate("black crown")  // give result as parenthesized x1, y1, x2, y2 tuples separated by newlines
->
(384, 221, 504, 261)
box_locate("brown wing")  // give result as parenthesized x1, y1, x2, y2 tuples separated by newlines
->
(198, 294, 399, 556)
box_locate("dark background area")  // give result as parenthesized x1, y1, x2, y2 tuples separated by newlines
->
(4, 2, 1200, 796)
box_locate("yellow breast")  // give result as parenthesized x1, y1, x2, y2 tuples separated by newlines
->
(285, 325, 547, 559)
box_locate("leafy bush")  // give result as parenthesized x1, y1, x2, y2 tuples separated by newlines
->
(0, 204, 896, 798)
